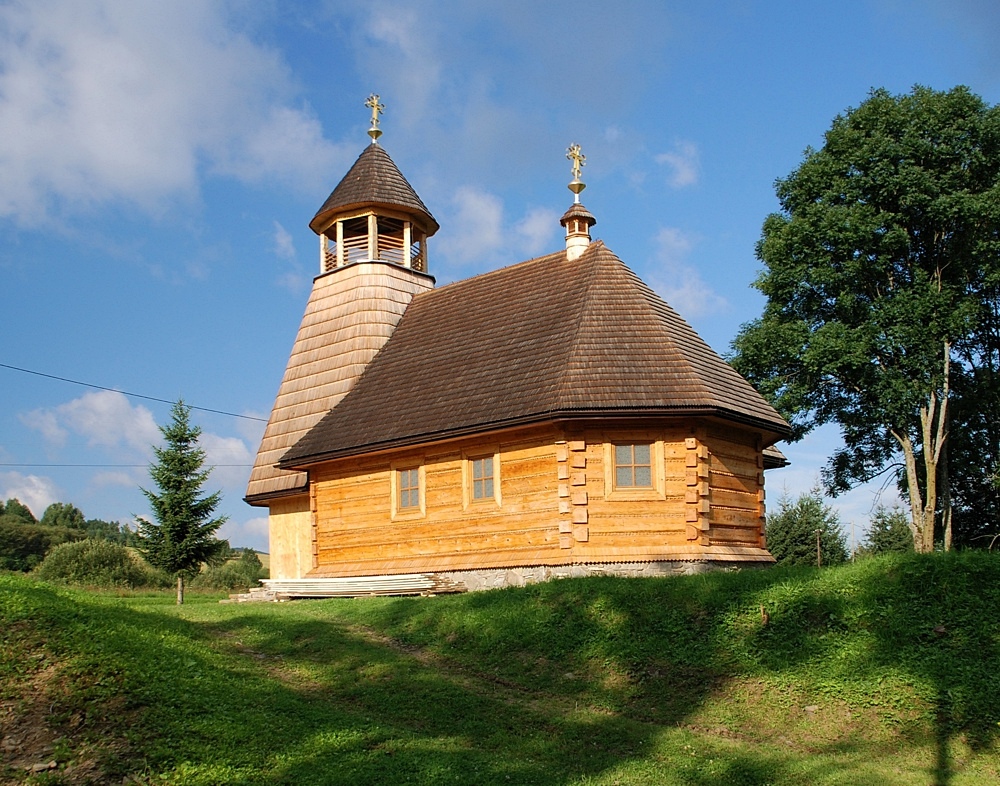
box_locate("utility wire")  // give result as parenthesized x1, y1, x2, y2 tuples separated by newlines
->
(0, 362, 267, 422)
(0, 463, 253, 468)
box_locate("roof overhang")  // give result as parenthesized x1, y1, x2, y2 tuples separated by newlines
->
(244, 483, 310, 507)
(278, 406, 792, 470)
(309, 201, 440, 237)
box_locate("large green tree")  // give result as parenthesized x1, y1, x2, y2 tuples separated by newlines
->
(731, 86, 1000, 553)
(40, 502, 86, 530)
(3, 498, 36, 523)
(136, 401, 227, 603)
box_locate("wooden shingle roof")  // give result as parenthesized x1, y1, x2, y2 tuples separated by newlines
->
(309, 144, 439, 235)
(244, 262, 434, 504)
(281, 242, 790, 467)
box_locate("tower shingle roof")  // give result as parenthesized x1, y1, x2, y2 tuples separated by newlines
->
(309, 144, 439, 235)
(280, 241, 790, 467)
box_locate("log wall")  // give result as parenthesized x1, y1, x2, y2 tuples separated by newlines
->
(303, 420, 772, 578)
(310, 425, 564, 577)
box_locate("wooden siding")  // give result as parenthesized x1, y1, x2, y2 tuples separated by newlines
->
(267, 494, 313, 581)
(574, 427, 691, 562)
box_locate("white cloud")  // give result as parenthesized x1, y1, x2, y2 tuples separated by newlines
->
(18, 409, 68, 447)
(648, 227, 728, 319)
(436, 188, 566, 272)
(655, 141, 700, 189)
(436, 186, 505, 266)
(198, 432, 254, 490)
(277, 269, 308, 293)
(92, 470, 139, 489)
(24, 391, 161, 454)
(0, 0, 348, 223)
(273, 222, 296, 260)
(218, 515, 270, 552)
(0, 472, 61, 518)
(235, 413, 268, 449)
(515, 208, 560, 257)
(362, 6, 443, 127)
(273, 221, 308, 292)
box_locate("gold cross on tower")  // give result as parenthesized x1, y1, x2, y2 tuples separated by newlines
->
(366, 93, 385, 142)
(567, 143, 586, 201)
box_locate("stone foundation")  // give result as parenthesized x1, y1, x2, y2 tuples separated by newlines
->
(225, 561, 763, 601)
(439, 560, 743, 592)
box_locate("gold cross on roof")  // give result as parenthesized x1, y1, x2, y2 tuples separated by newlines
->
(366, 94, 385, 142)
(567, 143, 586, 201)
(567, 143, 586, 181)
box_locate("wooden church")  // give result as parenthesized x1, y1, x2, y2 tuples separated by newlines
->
(246, 97, 790, 596)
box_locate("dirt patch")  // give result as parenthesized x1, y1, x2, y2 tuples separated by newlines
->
(0, 655, 142, 785)
(1, 663, 63, 778)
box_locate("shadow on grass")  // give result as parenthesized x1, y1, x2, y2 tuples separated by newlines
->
(326, 554, 1000, 784)
(746, 552, 1000, 785)
(3, 554, 999, 785)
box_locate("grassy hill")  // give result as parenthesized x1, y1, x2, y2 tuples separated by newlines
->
(2, 552, 999, 785)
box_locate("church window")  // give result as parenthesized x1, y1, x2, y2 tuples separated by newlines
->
(462, 448, 501, 508)
(614, 444, 653, 488)
(471, 457, 494, 500)
(398, 467, 420, 509)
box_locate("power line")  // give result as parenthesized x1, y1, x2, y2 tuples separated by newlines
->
(0, 463, 253, 468)
(0, 362, 267, 423)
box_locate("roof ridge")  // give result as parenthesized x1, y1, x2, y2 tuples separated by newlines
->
(553, 242, 608, 409)
(619, 260, 720, 403)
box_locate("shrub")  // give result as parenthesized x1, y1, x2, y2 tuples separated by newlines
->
(190, 550, 267, 591)
(34, 539, 170, 589)
(0, 517, 80, 571)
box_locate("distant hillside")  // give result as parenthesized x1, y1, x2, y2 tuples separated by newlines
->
(2, 553, 999, 785)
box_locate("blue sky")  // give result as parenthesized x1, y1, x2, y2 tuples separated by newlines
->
(2, 0, 998, 552)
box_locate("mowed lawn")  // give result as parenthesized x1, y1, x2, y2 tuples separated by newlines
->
(2, 552, 1000, 785)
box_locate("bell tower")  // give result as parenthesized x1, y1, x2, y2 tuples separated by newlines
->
(246, 96, 438, 580)
(311, 95, 438, 274)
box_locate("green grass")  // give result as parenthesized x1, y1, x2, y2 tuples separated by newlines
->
(2, 552, 999, 785)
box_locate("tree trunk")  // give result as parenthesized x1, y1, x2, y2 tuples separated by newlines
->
(176, 574, 185, 605)
(897, 431, 930, 552)
(941, 438, 953, 551)
(895, 342, 951, 553)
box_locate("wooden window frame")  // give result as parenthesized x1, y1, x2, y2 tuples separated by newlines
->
(462, 448, 501, 509)
(390, 460, 426, 520)
(603, 436, 666, 501)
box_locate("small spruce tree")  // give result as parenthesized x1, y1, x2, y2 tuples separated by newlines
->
(860, 505, 913, 556)
(766, 489, 848, 567)
(136, 401, 227, 603)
